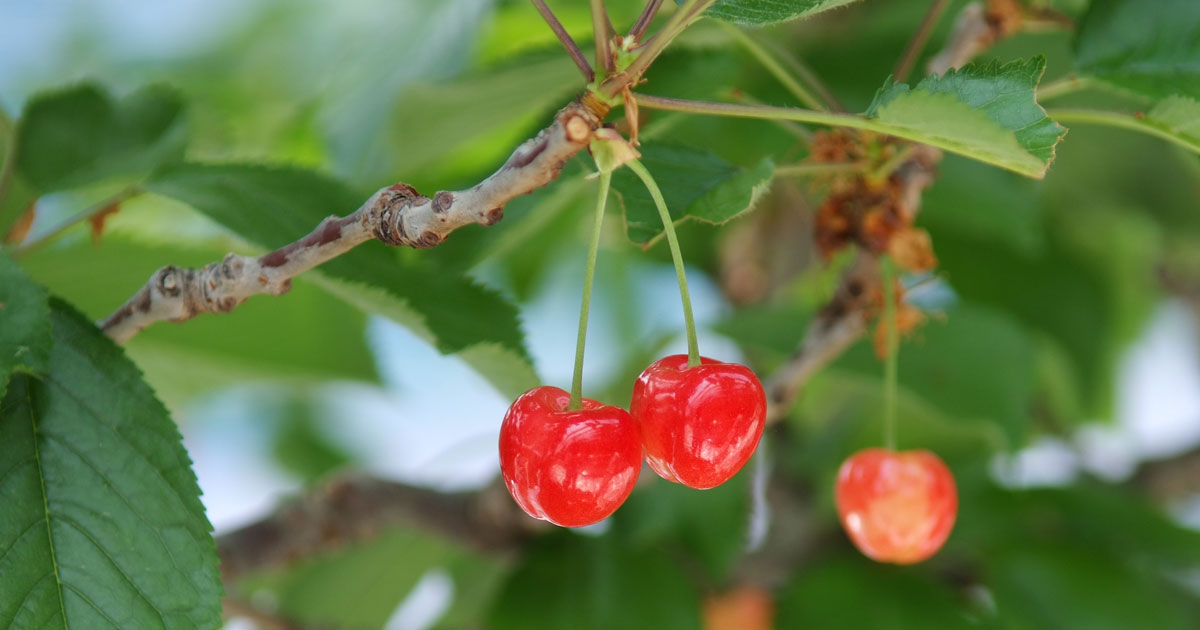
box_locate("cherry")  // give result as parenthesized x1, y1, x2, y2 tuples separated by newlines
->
(499, 385, 642, 527)
(630, 354, 767, 489)
(834, 448, 957, 564)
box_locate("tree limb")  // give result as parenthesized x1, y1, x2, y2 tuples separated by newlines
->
(101, 100, 605, 344)
(762, 0, 1017, 421)
(217, 475, 543, 583)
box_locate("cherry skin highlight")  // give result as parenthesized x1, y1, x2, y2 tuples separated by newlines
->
(499, 386, 642, 527)
(630, 355, 767, 489)
(835, 448, 958, 564)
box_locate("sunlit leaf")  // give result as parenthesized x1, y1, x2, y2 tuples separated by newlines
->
(866, 57, 1066, 178)
(611, 144, 774, 246)
(1075, 0, 1200, 100)
(16, 83, 188, 193)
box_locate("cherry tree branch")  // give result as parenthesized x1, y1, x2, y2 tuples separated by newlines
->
(762, 0, 1017, 419)
(100, 101, 604, 344)
(217, 474, 543, 583)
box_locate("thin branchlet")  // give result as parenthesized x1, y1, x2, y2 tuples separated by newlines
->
(629, 0, 664, 39)
(592, 0, 616, 73)
(530, 0, 594, 81)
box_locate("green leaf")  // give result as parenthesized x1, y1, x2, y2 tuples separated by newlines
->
(242, 527, 506, 629)
(1075, 0, 1200, 100)
(930, 206, 1160, 418)
(611, 144, 774, 246)
(1055, 96, 1200, 155)
(387, 54, 581, 186)
(988, 543, 1198, 629)
(0, 252, 51, 398)
(919, 155, 1046, 256)
(0, 299, 221, 629)
(866, 57, 1066, 178)
(681, 0, 862, 26)
(145, 163, 538, 398)
(487, 532, 701, 630)
(612, 472, 751, 581)
(16, 83, 188, 193)
(777, 555, 979, 628)
(834, 303, 1038, 448)
(1148, 96, 1200, 144)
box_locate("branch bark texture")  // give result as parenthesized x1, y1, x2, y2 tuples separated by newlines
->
(101, 101, 603, 343)
(217, 475, 541, 583)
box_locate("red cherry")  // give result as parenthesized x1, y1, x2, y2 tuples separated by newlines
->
(499, 385, 642, 527)
(834, 448, 958, 564)
(630, 354, 767, 489)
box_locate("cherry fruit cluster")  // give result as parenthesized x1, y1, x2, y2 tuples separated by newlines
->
(499, 354, 767, 528)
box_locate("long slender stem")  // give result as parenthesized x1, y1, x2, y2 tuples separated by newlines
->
(12, 186, 141, 257)
(1036, 75, 1092, 101)
(774, 162, 864, 178)
(719, 22, 827, 111)
(530, 0, 595, 82)
(729, 90, 813, 140)
(893, 0, 951, 83)
(629, 0, 664, 39)
(880, 256, 898, 450)
(635, 93, 863, 128)
(627, 159, 700, 368)
(591, 0, 615, 74)
(1048, 108, 1200, 155)
(569, 171, 613, 410)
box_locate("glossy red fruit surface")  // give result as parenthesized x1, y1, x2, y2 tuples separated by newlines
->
(630, 355, 767, 489)
(835, 448, 958, 564)
(499, 386, 642, 528)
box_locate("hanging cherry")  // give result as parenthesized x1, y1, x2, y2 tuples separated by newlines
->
(499, 385, 642, 527)
(835, 447, 957, 564)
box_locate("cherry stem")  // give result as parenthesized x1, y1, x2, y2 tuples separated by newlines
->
(880, 256, 899, 450)
(627, 158, 700, 368)
(569, 171, 613, 411)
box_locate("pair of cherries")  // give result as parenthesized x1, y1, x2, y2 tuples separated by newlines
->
(499, 354, 767, 527)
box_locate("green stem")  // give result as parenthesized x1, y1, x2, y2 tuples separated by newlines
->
(773, 162, 864, 178)
(636, 93, 878, 131)
(880, 256, 899, 451)
(718, 21, 827, 111)
(1036, 75, 1091, 102)
(1047, 107, 1200, 155)
(727, 90, 812, 140)
(626, 158, 700, 368)
(569, 171, 613, 410)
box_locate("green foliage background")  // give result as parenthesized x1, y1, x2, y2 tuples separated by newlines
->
(2, 0, 1199, 627)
